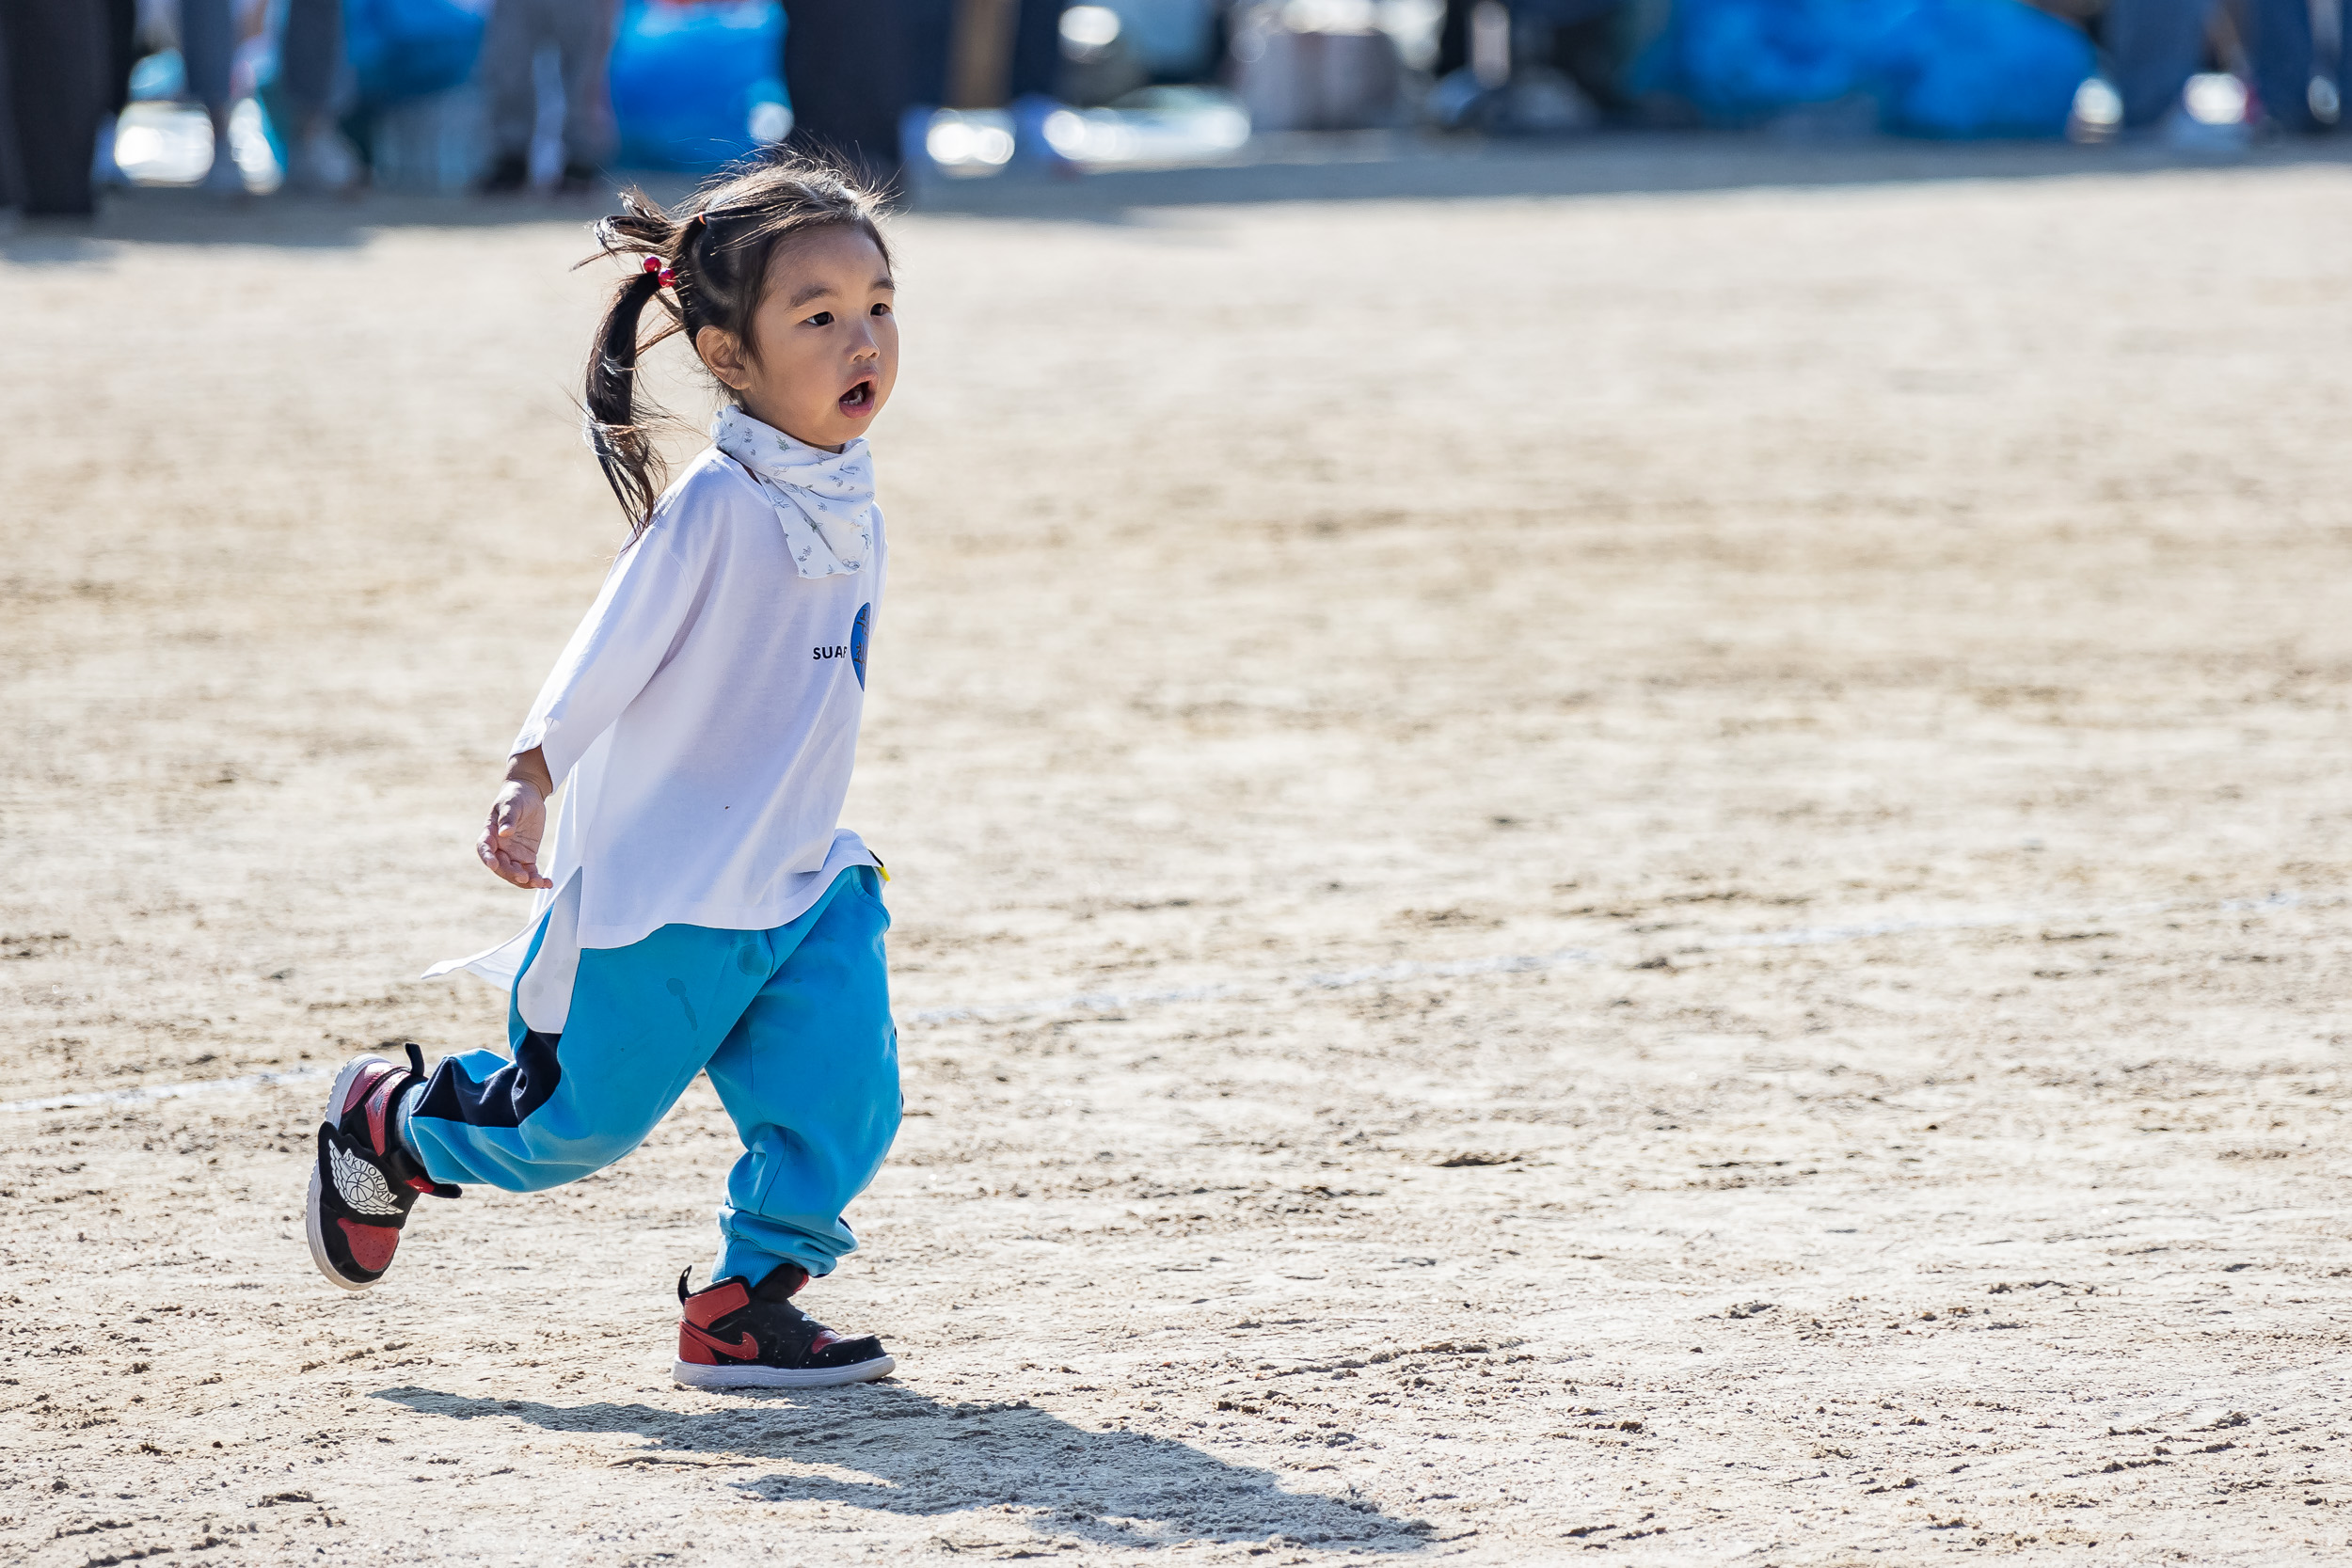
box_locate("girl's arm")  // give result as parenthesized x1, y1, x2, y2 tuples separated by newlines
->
(479, 746, 556, 889)
(477, 525, 705, 888)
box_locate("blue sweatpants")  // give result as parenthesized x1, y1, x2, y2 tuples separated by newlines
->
(405, 865, 899, 1287)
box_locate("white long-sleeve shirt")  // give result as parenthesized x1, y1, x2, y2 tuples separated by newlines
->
(427, 437, 884, 1026)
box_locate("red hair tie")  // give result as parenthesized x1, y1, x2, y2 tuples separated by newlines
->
(642, 255, 676, 289)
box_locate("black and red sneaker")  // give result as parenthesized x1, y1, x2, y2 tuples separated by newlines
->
(304, 1044, 457, 1292)
(673, 1265, 896, 1389)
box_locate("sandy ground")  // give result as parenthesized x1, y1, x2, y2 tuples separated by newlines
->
(8, 140, 2352, 1566)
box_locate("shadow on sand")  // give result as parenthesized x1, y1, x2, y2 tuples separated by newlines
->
(913, 128, 2352, 221)
(374, 1381, 1434, 1553)
(9, 131, 2350, 260)
(0, 181, 692, 261)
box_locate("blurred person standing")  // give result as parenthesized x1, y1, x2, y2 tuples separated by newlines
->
(1002, 0, 1070, 161)
(779, 1, 1070, 190)
(178, 0, 246, 195)
(275, 0, 357, 190)
(0, 0, 110, 216)
(900, 0, 953, 109)
(1004, 0, 1064, 102)
(478, 0, 616, 192)
(169, 0, 353, 196)
(93, 0, 135, 188)
(926, 0, 1068, 166)
(1430, 0, 1636, 128)
(2107, 0, 2322, 132)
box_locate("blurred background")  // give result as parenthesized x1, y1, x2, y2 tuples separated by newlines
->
(2, 0, 2347, 214)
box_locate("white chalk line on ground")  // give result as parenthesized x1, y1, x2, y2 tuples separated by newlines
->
(3, 1063, 342, 1117)
(0, 889, 2321, 1117)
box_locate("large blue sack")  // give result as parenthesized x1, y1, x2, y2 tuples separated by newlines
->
(1637, 0, 2091, 138)
(610, 0, 789, 170)
(1648, 0, 1882, 123)
(1874, 0, 2094, 137)
(344, 0, 489, 107)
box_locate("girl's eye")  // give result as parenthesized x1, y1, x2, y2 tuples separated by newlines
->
(870, 302, 892, 317)
(804, 310, 834, 326)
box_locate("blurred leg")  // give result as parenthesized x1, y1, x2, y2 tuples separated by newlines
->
(0, 0, 106, 214)
(0, 6, 24, 210)
(1437, 0, 1474, 76)
(2106, 0, 2214, 128)
(552, 0, 618, 170)
(2240, 0, 2316, 129)
(103, 0, 135, 116)
(478, 0, 543, 162)
(178, 0, 240, 188)
(178, 0, 233, 109)
(1005, 0, 1065, 98)
(90, 0, 135, 186)
(277, 0, 358, 188)
(900, 0, 957, 110)
(781, 0, 907, 186)
(1551, 7, 1635, 113)
(277, 0, 343, 121)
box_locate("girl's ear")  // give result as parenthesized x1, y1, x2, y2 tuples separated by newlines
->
(697, 325, 751, 393)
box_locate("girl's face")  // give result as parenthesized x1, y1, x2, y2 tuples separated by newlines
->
(699, 225, 897, 451)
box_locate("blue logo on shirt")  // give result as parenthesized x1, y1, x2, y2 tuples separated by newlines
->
(850, 603, 870, 689)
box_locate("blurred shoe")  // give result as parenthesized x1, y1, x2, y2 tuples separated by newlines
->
(286, 126, 360, 193)
(672, 1265, 895, 1388)
(1009, 92, 1080, 176)
(200, 149, 247, 198)
(1503, 67, 1598, 135)
(2159, 104, 2252, 154)
(558, 161, 606, 197)
(1425, 67, 1494, 132)
(475, 151, 531, 194)
(92, 123, 130, 189)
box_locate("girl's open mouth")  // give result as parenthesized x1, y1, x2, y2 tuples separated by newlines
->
(838, 379, 876, 417)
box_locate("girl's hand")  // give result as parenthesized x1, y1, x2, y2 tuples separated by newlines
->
(479, 748, 556, 889)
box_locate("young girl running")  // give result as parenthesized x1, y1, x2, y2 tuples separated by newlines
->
(302, 156, 905, 1390)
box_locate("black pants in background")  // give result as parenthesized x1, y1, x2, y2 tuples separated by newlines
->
(1006, 0, 1063, 100)
(897, 0, 1059, 106)
(0, 0, 111, 215)
(778, 0, 1067, 190)
(780, 0, 907, 188)
(104, 0, 135, 117)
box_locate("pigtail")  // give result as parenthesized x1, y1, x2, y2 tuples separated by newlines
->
(585, 268, 669, 533)
(581, 194, 690, 538)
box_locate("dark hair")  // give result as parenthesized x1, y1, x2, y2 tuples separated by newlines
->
(582, 151, 893, 535)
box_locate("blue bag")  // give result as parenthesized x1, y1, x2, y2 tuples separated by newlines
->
(343, 0, 490, 107)
(1871, 0, 2094, 137)
(610, 0, 789, 171)
(1657, 0, 1884, 123)
(1637, 0, 2090, 138)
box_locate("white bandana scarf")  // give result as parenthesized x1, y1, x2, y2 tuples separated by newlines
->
(709, 404, 876, 578)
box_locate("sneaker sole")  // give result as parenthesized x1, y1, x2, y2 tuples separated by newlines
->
(304, 1054, 393, 1293)
(670, 1354, 896, 1390)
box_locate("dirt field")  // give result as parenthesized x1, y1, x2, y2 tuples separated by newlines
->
(7, 141, 2352, 1566)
